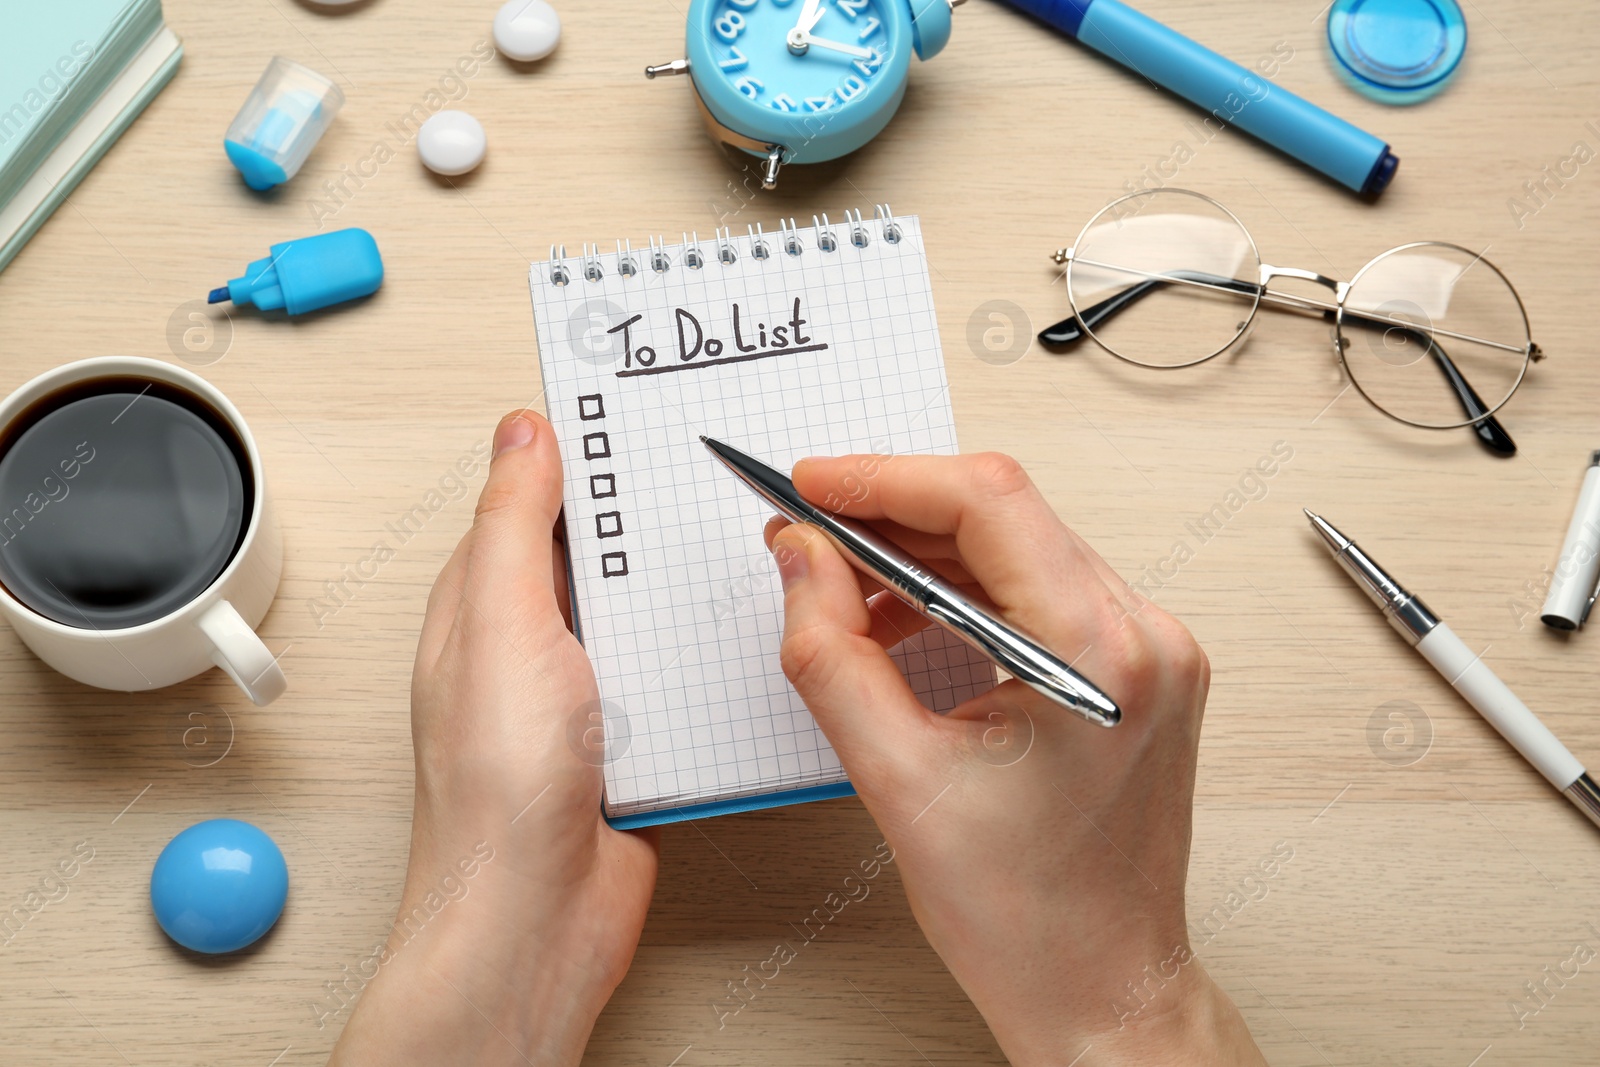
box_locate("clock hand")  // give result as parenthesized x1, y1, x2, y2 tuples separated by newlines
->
(787, 0, 827, 55)
(801, 0, 828, 33)
(793, 0, 819, 31)
(795, 32, 875, 59)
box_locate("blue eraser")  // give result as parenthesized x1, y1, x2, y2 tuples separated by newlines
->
(150, 818, 288, 954)
(211, 228, 384, 316)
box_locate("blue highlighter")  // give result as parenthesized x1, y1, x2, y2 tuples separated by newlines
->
(1000, 0, 1399, 197)
(209, 228, 384, 316)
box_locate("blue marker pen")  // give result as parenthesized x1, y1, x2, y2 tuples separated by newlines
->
(1000, 0, 1399, 197)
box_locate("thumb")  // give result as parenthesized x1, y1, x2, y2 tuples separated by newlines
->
(461, 410, 564, 614)
(771, 523, 934, 793)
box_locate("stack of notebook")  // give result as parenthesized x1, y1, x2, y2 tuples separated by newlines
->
(0, 1, 182, 273)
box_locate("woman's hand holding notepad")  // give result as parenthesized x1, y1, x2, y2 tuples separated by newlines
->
(330, 410, 659, 1065)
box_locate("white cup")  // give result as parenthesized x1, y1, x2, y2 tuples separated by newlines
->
(0, 357, 286, 705)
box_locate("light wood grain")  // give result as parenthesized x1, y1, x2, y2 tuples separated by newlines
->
(2, 0, 1599, 1063)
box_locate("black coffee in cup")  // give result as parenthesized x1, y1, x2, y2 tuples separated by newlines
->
(0, 376, 252, 628)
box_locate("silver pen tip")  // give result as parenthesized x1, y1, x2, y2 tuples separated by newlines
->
(1303, 509, 1351, 554)
(700, 435, 711, 444)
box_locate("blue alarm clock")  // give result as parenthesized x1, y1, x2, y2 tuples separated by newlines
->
(646, 0, 957, 188)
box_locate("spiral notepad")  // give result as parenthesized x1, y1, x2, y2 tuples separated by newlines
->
(528, 208, 996, 827)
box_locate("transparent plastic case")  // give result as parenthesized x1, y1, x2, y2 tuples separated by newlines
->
(224, 57, 344, 190)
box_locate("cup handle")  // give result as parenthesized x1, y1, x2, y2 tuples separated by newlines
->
(196, 600, 287, 706)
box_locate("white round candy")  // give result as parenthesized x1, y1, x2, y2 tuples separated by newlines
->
(493, 0, 561, 63)
(417, 110, 487, 176)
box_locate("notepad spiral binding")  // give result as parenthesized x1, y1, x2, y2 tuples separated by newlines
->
(543, 204, 905, 288)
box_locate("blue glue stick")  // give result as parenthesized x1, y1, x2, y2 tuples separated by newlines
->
(999, 0, 1399, 197)
(208, 228, 384, 315)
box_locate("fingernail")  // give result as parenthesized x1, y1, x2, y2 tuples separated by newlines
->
(773, 538, 809, 591)
(494, 415, 535, 458)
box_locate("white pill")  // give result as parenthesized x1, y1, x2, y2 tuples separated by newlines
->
(417, 110, 487, 176)
(493, 0, 561, 63)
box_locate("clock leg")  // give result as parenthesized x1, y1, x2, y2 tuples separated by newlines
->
(762, 147, 784, 190)
(643, 59, 690, 79)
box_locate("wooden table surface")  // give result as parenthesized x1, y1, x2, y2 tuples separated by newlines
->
(3, 0, 1599, 1063)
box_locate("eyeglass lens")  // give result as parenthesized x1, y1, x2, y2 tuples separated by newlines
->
(1337, 245, 1530, 429)
(1066, 191, 1261, 369)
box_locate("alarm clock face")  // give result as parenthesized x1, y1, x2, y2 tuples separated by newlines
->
(688, 0, 913, 163)
(708, 0, 896, 115)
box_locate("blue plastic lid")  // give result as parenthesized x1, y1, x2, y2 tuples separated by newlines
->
(1328, 0, 1466, 105)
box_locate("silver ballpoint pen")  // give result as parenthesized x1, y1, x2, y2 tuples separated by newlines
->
(702, 437, 1120, 727)
(1306, 509, 1600, 832)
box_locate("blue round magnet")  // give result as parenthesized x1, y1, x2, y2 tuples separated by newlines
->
(1328, 0, 1467, 105)
(150, 819, 288, 954)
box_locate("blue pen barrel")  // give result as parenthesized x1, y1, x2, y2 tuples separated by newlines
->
(1001, 0, 1398, 196)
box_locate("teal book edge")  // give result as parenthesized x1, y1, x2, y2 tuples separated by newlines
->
(0, 0, 161, 186)
(605, 780, 858, 830)
(0, 39, 181, 274)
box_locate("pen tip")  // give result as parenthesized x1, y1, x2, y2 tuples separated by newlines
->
(1302, 509, 1349, 553)
(699, 435, 710, 445)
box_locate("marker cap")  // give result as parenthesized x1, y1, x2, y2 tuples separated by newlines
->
(224, 57, 344, 191)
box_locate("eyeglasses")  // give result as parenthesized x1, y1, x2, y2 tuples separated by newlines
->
(1040, 189, 1543, 454)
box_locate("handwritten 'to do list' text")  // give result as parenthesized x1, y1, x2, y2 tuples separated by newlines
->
(605, 297, 828, 378)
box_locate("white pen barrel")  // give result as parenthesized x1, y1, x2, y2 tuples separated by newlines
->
(1417, 624, 1584, 790)
(1542, 464, 1600, 629)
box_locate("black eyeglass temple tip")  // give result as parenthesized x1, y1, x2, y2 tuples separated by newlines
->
(1035, 275, 1521, 457)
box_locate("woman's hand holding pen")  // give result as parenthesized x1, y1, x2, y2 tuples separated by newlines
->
(765, 452, 1266, 1066)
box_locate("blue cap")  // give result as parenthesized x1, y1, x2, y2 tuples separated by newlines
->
(224, 138, 289, 192)
(1328, 0, 1467, 105)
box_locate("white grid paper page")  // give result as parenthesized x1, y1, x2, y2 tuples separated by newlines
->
(530, 214, 996, 819)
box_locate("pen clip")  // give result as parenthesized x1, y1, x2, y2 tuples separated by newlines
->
(1583, 572, 1600, 628)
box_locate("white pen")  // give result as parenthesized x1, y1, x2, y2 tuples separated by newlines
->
(1306, 509, 1600, 832)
